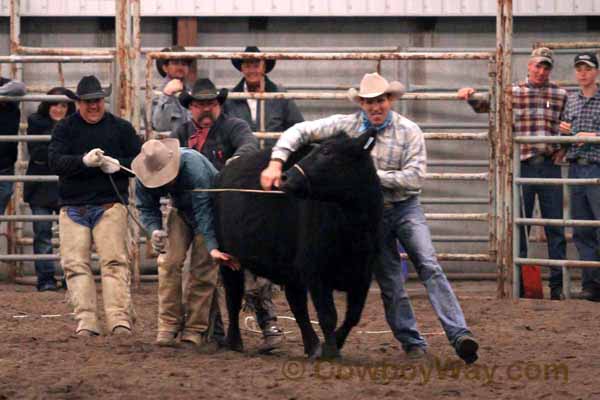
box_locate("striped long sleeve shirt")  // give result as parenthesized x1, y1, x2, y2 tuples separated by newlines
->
(563, 88, 600, 164)
(271, 111, 427, 203)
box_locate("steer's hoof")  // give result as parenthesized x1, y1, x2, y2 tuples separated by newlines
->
(320, 345, 341, 360)
(226, 338, 244, 353)
(307, 343, 322, 361)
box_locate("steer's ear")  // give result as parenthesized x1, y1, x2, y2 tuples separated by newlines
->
(355, 128, 378, 154)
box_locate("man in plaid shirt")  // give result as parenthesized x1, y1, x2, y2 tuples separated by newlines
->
(458, 47, 568, 300)
(559, 52, 600, 302)
(261, 72, 479, 364)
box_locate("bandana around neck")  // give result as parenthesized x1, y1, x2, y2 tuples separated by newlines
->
(359, 111, 392, 133)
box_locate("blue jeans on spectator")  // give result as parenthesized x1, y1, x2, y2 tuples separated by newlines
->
(0, 167, 14, 214)
(569, 162, 600, 291)
(374, 196, 472, 352)
(31, 206, 59, 287)
(519, 157, 566, 290)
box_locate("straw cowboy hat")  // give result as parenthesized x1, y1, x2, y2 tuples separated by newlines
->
(65, 75, 111, 101)
(179, 78, 228, 108)
(156, 45, 192, 78)
(347, 72, 405, 103)
(131, 139, 181, 188)
(231, 46, 276, 74)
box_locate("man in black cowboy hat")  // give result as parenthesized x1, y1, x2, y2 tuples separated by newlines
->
(223, 45, 301, 351)
(171, 78, 258, 171)
(224, 45, 303, 136)
(151, 45, 194, 133)
(48, 75, 142, 337)
(171, 77, 289, 352)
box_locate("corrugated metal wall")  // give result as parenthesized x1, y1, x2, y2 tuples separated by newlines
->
(2, 0, 600, 16)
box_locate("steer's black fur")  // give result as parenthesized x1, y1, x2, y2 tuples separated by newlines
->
(215, 130, 383, 359)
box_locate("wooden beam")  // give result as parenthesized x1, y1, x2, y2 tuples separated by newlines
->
(176, 17, 198, 81)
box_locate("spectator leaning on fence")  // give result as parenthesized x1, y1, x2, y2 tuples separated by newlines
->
(48, 75, 142, 337)
(458, 47, 568, 301)
(261, 72, 480, 364)
(0, 77, 26, 215)
(224, 45, 306, 350)
(559, 52, 600, 302)
(151, 45, 193, 134)
(224, 45, 304, 139)
(25, 87, 76, 292)
(134, 139, 239, 349)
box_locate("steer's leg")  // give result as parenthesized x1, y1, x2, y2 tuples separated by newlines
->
(309, 285, 340, 359)
(221, 267, 244, 352)
(335, 282, 370, 350)
(284, 284, 320, 358)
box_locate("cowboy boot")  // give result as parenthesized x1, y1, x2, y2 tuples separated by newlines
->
(257, 321, 284, 354)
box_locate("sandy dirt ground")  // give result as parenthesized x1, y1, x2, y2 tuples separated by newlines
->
(1, 280, 598, 400)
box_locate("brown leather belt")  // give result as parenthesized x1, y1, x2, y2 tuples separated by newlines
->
(576, 158, 592, 166)
(523, 155, 547, 165)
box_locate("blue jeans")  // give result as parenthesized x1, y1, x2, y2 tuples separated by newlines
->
(0, 167, 14, 215)
(374, 196, 471, 351)
(519, 157, 566, 289)
(31, 206, 59, 286)
(569, 163, 600, 291)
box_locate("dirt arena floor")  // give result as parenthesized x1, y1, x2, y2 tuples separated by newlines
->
(1, 279, 598, 400)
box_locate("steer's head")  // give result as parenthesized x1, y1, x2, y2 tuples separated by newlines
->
(280, 129, 379, 203)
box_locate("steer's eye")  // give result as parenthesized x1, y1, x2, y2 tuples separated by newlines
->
(321, 147, 331, 156)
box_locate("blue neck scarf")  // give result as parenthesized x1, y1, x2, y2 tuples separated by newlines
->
(359, 111, 392, 133)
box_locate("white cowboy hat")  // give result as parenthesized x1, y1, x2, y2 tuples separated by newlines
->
(131, 139, 181, 189)
(347, 72, 405, 103)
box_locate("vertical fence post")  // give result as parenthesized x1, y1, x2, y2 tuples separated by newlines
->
(487, 58, 501, 297)
(116, 0, 133, 120)
(6, 0, 23, 282)
(496, 0, 514, 298)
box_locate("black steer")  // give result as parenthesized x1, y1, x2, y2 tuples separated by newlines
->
(215, 130, 383, 359)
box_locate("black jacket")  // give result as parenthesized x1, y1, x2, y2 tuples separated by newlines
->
(0, 78, 21, 171)
(24, 113, 59, 208)
(48, 111, 142, 206)
(223, 76, 304, 133)
(170, 113, 259, 171)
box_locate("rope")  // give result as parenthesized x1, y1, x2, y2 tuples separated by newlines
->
(12, 312, 74, 319)
(101, 156, 136, 175)
(108, 174, 151, 239)
(242, 315, 444, 336)
(191, 188, 285, 194)
(102, 155, 285, 194)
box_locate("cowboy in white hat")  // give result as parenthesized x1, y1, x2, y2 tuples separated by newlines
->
(260, 72, 480, 364)
(133, 139, 239, 349)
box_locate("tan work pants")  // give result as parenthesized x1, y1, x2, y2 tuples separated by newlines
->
(59, 203, 133, 334)
(157, 209, 219, 335)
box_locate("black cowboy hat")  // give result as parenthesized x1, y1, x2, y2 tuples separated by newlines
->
(179, 78, 228, 108)
(156, 45, 193, 78)
(65, 75, 111, 101)
(231, 46, 276, 74)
